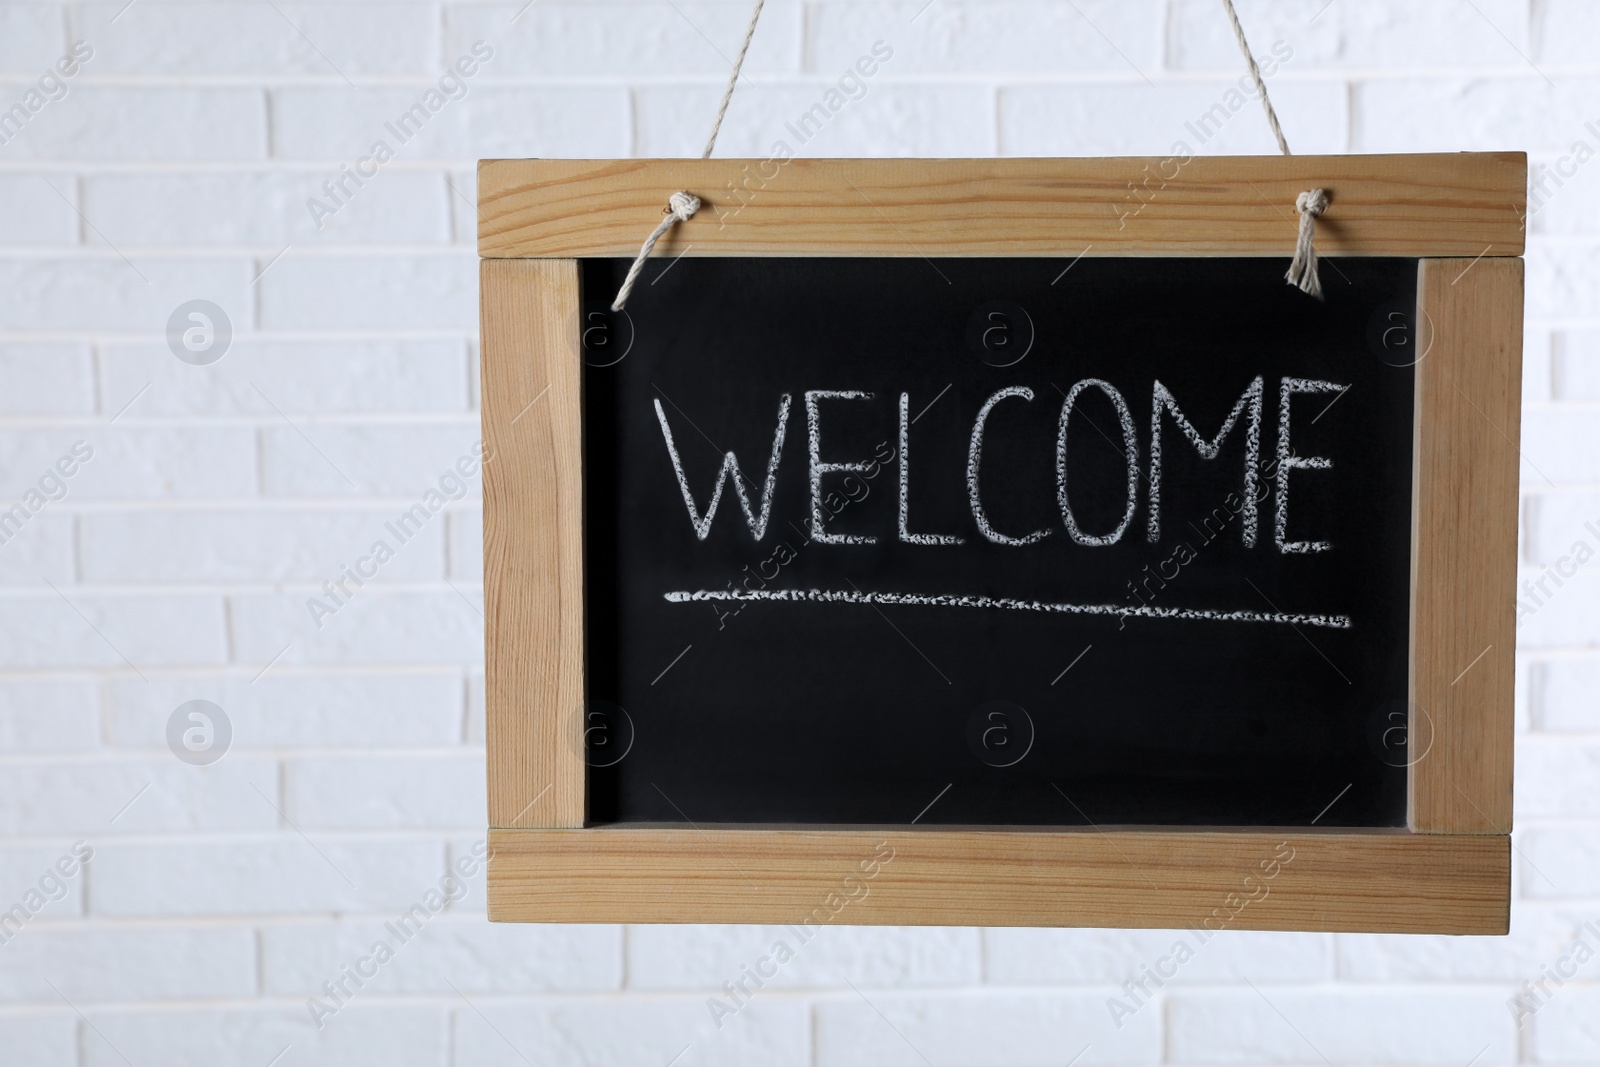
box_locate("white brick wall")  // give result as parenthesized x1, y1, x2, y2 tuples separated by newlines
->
(0, 1, 1594, 1063)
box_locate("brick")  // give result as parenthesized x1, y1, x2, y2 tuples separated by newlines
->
(81, 508, 446, 584)
(0, 343, 94, 414)
(0, 1015, 75, 1067)
(454, 998, 808, 1067)
(814, 991, 1161, 1066)
(0, 926, 255, 1002)
(1524, 327, 1553, 404)
(1354, 79, 1600, 155)
(230, 588, 482, 667)
(284, 753, 484, 830)
(635, 83, 995, 157)
(0, 174, 77, 244)
(1167, 990, 1516, 1064)
(985, 927, 1330, 985)
(83, 1005, 448, 1067)
(1533, 0, 1600, 65)
(1520, 408, 1600, 483)
(4, 87, 266, 160)
(1517, 571, 1600, 647)
(465, 671, 484, 742)
(1528, 151, 1600, 237)
(0, 755, 279, 836)
(631, 925, 981, 989)
(1554, 329, 1600, 400)
(1529, 244, 1600, 320)
(108, 672, 461, 749)
(0, 256, 252, 333)
(258, 422, 480, 497)
(0, 678, 100, 751)
(0, 510, 74, 585)
(82, 169, 453, 246)
(1523, 491, 1600, 565)
(72, 1, 439, 76)
(811, 0, 1159, 75)
(1002, 80, 1347, 156)
(0, 843, 87, 920)
(262, 917, 620, 995)
(0, 426, 256, 501)
(0, 5, 63, 71)
(1518, 825, 1600, 899)
(1337, 903, 1600, 982)
(1169, 0, 1530, 70)
(272, 86, 629, 161)
(0, 591, 227, 669)
(1530, 989, 1600, 1062)
(447, 1, 802, 77)
(89, 837, 445, 916)
(258, 252, 476, 330)
(1532, 657, 1600, 730)
(448, 508, 481, 581)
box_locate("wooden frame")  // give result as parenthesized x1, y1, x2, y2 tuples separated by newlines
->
(481, 154, 1524, 933)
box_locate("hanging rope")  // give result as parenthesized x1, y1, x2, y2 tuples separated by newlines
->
(612, 0, 766, 311)
(1220, 0, 1328, 298)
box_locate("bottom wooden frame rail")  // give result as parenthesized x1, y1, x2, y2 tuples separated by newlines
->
(486, 827, 1509, 933)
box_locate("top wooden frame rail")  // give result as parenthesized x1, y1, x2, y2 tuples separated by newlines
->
(478, 153, 1526, 260)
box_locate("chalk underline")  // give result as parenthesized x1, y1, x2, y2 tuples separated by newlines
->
(663, 588, 1352, 630)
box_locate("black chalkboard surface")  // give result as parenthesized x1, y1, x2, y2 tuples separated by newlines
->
(580, 256, 1416, 828)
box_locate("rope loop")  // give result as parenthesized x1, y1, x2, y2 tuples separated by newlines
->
(1285, 188, 1330, 299)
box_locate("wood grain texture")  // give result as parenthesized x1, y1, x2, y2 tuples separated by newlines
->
(1409, 258, 1523, 834)
(486, 827, 1508, 933)
(479, 154, 1526, 260)
(482, 259, 585, 828)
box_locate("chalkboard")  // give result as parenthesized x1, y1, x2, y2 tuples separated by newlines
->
(579, 255, 1417, 828)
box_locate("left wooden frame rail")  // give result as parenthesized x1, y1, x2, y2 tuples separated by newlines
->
(481, 155, 1523, 932)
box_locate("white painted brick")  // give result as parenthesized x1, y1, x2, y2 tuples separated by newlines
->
(82, 170, 453, 246)
(1554, 329, 1600, 401)
(447, 1, 802, 77)
(1524, 492, 1600, 566)
(812, 0, 1159, 75)
(3, 87, 266, 160)
(0, 255, 252, 333)
(0, 343, 95, 414)
(89, 837, 444, 916)
(1529, 244, 1600, 320)
(1354, 79, 1599, 155)
(814, 991, 1161, 1066)
(101, 338, 469, 417)
(0, 1015, 75, 1067)
(284, 753, 483, 829)
(454, 998, 808, 1067)
(1532, 657, 1600, 731)
(0, 592, 227, 669)
(0, 4, 62, 70)
(1337, 903, 1600, 982)
(83, 1005, 448, 1067)
(1520, 408, 1600, 483)
(1167, 990, 1516, 1064)
(271, 86, 629, 160)
(985, 928, 1330, 985)
(0, 843, 87, 920)
(1530, 989, 1600, 1062)
(0, 174, 77, 244)
(1528, 153, 1600, 237)
(81, 508, 446, 584)
(262, 917, 620, 994)
(447, 507, 480, 581)
(1002, 80, 1347, 155)
(0, 510, 74, 585)
(258, 422, 479, 497)
(0, 679, 100, 752)
(465, 670, 484, 742)
(1533, 0, 1600, 65)
(1517, 574, 1600, 646)
(231, 588, 482, 667)
(0, 426, 256, 501)
(0, 755, 279, 836)
(258, 252, 475, 330)
(73, 1, 440, 76)
(0, 926, 255, 1002)
(1524, 327, 1553, 405)
(1169, 0, 1530, 70)
(1519, 826, 1600, 899)
(635, 83, 995, 157)
(631, 925, 981, 989)
(108, 672, 461, 748)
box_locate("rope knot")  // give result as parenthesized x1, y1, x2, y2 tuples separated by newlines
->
(1285, 187, 1330, 300)
(666, 190, 701, 221)
(612, 192, 703, 311)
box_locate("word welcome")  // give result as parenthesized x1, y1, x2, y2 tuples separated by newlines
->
(0, 41, 93, 147)
(655, 379, 1343, 553)
(705, 840, 894, 1028)
(306, 41, 494, 229)
(0, 440, 94, 548)
(0, 841, 92, 947)
(307, 839, 492, 1028)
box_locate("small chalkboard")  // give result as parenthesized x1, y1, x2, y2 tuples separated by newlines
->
(583, 255, 1415, 828)
(480, 155, 1524, 933)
